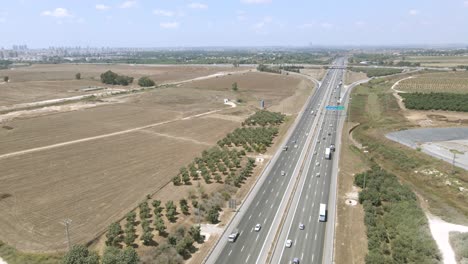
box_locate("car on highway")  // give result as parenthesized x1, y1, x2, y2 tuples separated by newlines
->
(292, 257, 300, 264)
(254, 224, 261, 232)
(315, 172, 320, 177)
(281, 171, 286, 176)
(315, 162, 320, 167)
(228, 229, 239, 242)
(285, 239, 292, 248)
(328, 132, 331, 136)
(323, 136, 326, 140)
(329, 124, 333, 127)
(330, 144, 336, 151)
(299, 223, 305, 230)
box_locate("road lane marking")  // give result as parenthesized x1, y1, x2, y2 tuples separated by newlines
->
(249, 214, 252, 220)
(256, 234, 259, 241)
(256, 201, 260, 207)
(271, 204, 274, 209)
(301, 253, 304, 260)
(264, 218, 267, 224)
(309, 215, 311, 222)
(229, 250, 232, 256)
(315, 234, 318, 240)
(263, 190, 266, 194)
(276, 192, 279, 197)
(302, 207, 305, 212)
(245, 254, 251, 263)
(241, 246, 244, 252)
(266, 199, 269, 204)
(306, 233, 308, 239)
(322, 190, 324, 196)
(259, 212, 262, 217)
(312, 254, 315, 262)
(306, 194, 308, 200)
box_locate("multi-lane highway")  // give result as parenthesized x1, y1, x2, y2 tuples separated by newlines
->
(272, 60, 345, 264)
(206, 58, 346, 264)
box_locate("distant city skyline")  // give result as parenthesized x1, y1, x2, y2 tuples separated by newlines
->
(1, 0, 468, 48)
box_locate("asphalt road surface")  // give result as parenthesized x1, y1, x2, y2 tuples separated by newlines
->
(206, 58, 346, 264)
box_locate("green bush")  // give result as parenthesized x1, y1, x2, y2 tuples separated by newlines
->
(138, 76, 156, 87)
(400, 92, 468, 112)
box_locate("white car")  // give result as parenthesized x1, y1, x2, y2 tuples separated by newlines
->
(316, 173, 320, 177)
(299, 223, 305, 230)
(254, 224, 261, 232)
(281, 171, 286, 176)
(316, 162, 320, 167)
(285, 239, 292, 248)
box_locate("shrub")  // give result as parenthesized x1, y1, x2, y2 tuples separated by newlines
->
(138, 76, 155, 87)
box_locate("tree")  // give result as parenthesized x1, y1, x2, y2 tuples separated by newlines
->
(120, 247, 139, 264)
(154, 216, 166, 235)
(138, 76, 156, 87)
(172, 175, 181, 186)
(206, 206, 220, 223)
(214, 173, 222, 183)
(180, 199, 189, 215)
(139, 244, 183, 264)
(188, 225, 202, 243)
(124, 229, 136, 246)
(139, 201, 150, 219)
(141, 229, 154, 245)
(100, 70, 133, 86)
(152, 200, 163, 216)
(3, 76, 8, 82)
(232, 82, 238, 91)
(182, 172, 191, 185)
(62, 244, 100, 264)
(75, 73, 81, 80)
(106, 222, 123, 247)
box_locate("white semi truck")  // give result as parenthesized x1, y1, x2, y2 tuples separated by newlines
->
(325, 147, 331, 160)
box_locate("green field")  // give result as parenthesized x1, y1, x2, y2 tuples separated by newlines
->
(406, 56, 468, 67)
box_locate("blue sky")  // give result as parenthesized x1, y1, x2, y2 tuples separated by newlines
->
(1, 0, 468, 48)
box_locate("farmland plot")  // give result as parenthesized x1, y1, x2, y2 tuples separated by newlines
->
(396, 71, 468, 94)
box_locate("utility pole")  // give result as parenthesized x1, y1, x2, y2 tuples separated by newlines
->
(449, 149, 464, 175)
(63, 219, 72, 250)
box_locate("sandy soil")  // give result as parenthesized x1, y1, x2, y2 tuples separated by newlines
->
(0, 68, 309, 253)
(0, 64, 252, 106)
(427, 215, 468, 264)
(299, 68, 327, 81)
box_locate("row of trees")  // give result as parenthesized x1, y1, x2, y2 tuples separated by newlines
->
(243, 110, 285, 126)
(354, 166, 441, 263)
(63, 244, 139, 264)
(279, 65, 304, 73)
(219, 127, 279, 153)
(257, 64, 282, 74)
(400, 92, 468, 112)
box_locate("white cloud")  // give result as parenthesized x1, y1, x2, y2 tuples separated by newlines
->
(355, 21, 365, 27)
(96, 4, 110, 11)
(241, 0, 272, 4)
(153, 9, 175, 17)
(409, 9, 420, 16)
(188, 3, 208, 9)
(41, 8, 72, 18)
(119, 1, 137, 9)
(160, 22, 179, 29)
(464, 1, 468, 7)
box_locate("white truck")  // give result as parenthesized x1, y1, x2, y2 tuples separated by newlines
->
(319, 203, 327, 222)
(325, 147, 331, 160)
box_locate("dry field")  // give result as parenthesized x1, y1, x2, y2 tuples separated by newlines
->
(0, 64, 251, 106)
(405, 56, 468, 68)
(395, 71, 468, 94)
(178, 71, 313, 114)
(345, 70, 368, 85)
(299, 68, 326, 81)
(0, 67, 308, 253)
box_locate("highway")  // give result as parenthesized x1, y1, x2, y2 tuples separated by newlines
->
(271, 59, 345, 264)
(206, 58, 346, 264)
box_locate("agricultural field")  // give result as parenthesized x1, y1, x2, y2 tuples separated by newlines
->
(405, 56, 468, 68)
(345, 70, 368, 85)
(0, 64, 251, 106)
(395, 71, 468, 94)
(0, 67, 309, 254)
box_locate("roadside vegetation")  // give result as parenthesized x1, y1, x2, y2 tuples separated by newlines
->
(348, 53, 420, 67)
(0, 241, 62, 264)
(400, 92, 468, 112)
(257, 64, 282, 74)
(449, 232, 468, 263)
(348, 67, 403, 77)
(348, 74, 468, 235)
(354, 166, 440, 263)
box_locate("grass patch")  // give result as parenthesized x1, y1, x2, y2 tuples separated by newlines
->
(349, 67, 403, 77)
(355, 166, 441, 263)
(0, 241, 62, 264)
(449, 232, 468, 263)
